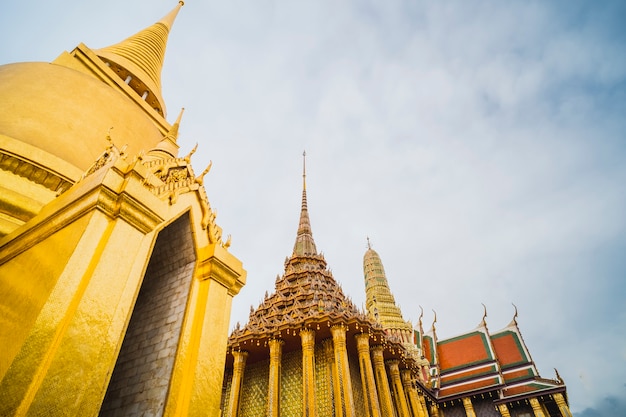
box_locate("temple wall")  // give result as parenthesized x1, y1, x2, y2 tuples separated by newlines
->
(348, 349, 366, 416)
(281, 349, 304, 416)
(240, 358, 270, 416)
(315, 342, 333, 416)
(222, 342, 370, 417)
(441, 405, 466, 417)
(100, 213, 196, 416)
(473, 397, 503, 416)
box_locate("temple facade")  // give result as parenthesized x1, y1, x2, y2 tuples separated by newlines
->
(221, 157, 433, 417)
(221, 157, 572, 417)
(0, 3, 245, 416)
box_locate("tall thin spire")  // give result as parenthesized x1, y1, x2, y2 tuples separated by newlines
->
(94, 1, 184, 117)
(292, 151, 317, 256)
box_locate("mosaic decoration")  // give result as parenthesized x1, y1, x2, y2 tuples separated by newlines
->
(281, 350, 304, 416)
(239, 359, 269, 417)
(348, 351, 366, 416)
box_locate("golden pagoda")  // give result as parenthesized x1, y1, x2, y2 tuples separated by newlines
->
(362, 248, 573, 417)
(0, 3, 245, 416)
(363, 240, 421, 360)
(222, 154, 433, 417)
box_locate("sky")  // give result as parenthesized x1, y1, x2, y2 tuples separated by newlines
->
(1, 0, 625, 415)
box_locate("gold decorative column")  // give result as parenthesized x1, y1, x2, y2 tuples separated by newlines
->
(554, 393, 573, 417)
(387, 360, 410, 417)
(401, 369, 424, 417)
(226, 350, 248, 417)
(497, 403, 512, 417)
(322, 338, 336, 411)
(355, 333, 382, 417)
(419, 394, 430, 417)
(529, 398, 546, 417)
(462, 397, 476, 417)
(430, 403, 441, 417)
(301, 329, 317, 417)
(268, 338, 284, 417)
(371, 345, 394, 417)
(330, 324, 355, 417)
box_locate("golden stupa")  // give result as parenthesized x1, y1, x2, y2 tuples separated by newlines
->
(0, 2, 246, 416)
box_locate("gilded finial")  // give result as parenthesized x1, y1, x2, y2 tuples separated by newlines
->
(367, 236, 372, 249)
(195, 161, 213, 185)
(479, 303, 488, 327)
(418, 305, 424, 325)
(302, 150, 307, 190)
(164, 107, 184, 142)
(511, 303, 519, 325)
(554, 368, 563, 384)
(431, 309, 437, 331)
(184, 142, 198, 163)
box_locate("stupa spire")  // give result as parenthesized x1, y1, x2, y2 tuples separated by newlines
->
(292, 151, 317, 256)
(94, 1, 184, 117)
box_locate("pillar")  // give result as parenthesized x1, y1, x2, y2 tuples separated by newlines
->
(322, 339, 336, 410)
(330, 324, 356, 417)
(529, 398, 546, 417)
(554, 393, 573, 417)
(355, 333, 382, 417)
(430, 403, 441, 417)
(401, 369, 425, 417)
(462, 397, 476, 417)
(419, 394, 430, 417)
(370, 345, 394, 417)
(226, 350, 248, 417)
(268, 338, 284, 417)
(497, 403, 512, 417)
(387, 360, 410, 417)
(301, 329, 317, 417)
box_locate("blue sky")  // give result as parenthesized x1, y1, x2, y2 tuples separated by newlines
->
(1, 1, 625, 415)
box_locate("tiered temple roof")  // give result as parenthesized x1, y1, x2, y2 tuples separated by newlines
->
(228, 155, 415, 366)
(417, 306, 566, 405)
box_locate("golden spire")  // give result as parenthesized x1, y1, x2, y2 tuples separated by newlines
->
(292, 151, 317, 256)
(363, 241, 413, 341)
(94, 1, 184, 117)
(144, 108, 184, 160)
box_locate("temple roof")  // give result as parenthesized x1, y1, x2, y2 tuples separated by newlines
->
(94, 1, 184, 117)
(228, 155, 386, 362)
(420, 308, 566, 401)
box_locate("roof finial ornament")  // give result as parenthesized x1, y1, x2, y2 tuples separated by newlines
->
(418, 305, 424, 326)
(480, 303, 488, 327)
(302, 150, 306, 190)
(431, 309, 437, 331)
(367, 236, 372, 249)
(292, 151, 317, 256)
(164, 107, 184, 142)
(511, 303, 519, 326)
(554, 368, 564, 384)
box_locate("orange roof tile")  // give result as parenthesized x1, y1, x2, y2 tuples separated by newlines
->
(438, 331, 493, 372)
(438, 376, 501, 397)
(502, 367, 536, 383)
(440, 364, 498, 386)
(491, 330, 528, 368)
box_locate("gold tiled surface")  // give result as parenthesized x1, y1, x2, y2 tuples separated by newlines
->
(348, 352, 366, 416)
(281, 350, 303, 416)
(239, 359, 270, 417)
